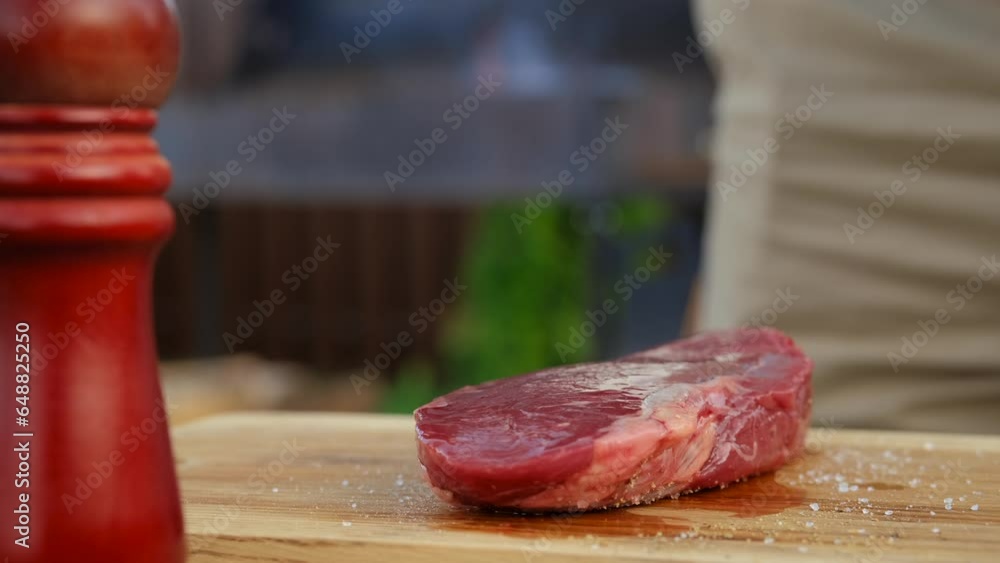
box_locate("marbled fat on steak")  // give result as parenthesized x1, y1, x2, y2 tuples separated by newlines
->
(414, 328, 813, 512)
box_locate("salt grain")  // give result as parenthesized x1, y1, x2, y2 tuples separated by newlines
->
(272, 487, 279, 493)
(342, 479, 350, 487)
(944, 498, 954, 510)
(805, 521, 815, 528)
(764, 537, 775, 544)
(884, 510, 893, 516)
(971, 504, 980, 511)
(342, 521, 352, 527)
(932, 528, 940, 534)
(810, 503, 820, 511)
(798, 546, 809, 553)
(838, 482, 850, 493)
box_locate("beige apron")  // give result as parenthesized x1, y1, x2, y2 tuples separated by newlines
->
(696, 0, 1000, 433)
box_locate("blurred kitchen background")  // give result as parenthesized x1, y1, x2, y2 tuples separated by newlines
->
(155, 0, 715, 423)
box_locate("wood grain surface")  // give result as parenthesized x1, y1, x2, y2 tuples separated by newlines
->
(176, 412, 998, 562)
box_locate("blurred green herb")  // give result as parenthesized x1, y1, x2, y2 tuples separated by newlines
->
(380, 196, 670, 414)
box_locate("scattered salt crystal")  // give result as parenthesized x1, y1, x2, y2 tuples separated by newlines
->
(959, 496, 967, 502)
(971, 504, 980, 511)
(932, 528, 940, 534)
(798, 546, 809, 553)
(930, 511, 936, 516)
(859, 497, 870, 504)
(764, 537, 775, 544)
(805, 521, 815, 528)
(272, 487, 279, 493)
(342, 479, 350, 487)
(342, 521, 352, 527)
(944, 498, 954, 510)
(351, 502, 357, 509)
(884, 510, 894, 516)
(923, 442, 934, 451)
(810, 503, 820, 511)
(862, 509, 870, 515)
(850, 485, 859, 491)
(838, 482, 850, 493)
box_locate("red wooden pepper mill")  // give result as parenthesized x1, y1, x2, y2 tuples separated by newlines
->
(0, 1, 185, 561)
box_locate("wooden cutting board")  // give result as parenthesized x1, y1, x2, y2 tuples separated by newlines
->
(175, 412, 998, 562)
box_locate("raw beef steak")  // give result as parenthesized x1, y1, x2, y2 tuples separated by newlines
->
(414, 328, 812, 512)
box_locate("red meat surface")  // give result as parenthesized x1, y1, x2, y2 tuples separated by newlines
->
(414, 328, 813, 512)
